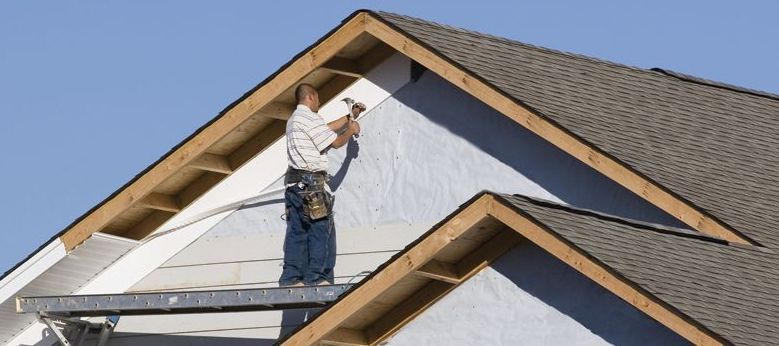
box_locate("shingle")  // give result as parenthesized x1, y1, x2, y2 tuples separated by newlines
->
(497, 193, 779, 345)
(374, 11, 779, 247)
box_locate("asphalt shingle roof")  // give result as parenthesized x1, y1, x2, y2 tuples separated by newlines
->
(498, 193, 779, 345)
(374, 11, 779, 247)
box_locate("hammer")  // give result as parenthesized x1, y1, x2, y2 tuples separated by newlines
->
(341, 97, 357, 120)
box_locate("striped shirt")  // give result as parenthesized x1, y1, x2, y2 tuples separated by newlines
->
(286, 104, 337, 172)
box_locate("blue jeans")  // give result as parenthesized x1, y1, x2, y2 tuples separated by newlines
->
(278, 185, 336, 286)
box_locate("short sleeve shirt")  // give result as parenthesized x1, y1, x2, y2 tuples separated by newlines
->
(286, 105, 337, 172)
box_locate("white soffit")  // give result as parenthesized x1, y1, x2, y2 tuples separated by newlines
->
(0, 233, 137, 344)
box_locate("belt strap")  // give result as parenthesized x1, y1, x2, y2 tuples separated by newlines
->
(285, 167, 327, 185)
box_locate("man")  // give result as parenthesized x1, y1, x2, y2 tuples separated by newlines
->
(279, 83, 364, 286)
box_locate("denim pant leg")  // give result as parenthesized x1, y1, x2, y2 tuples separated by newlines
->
(279, 187, 307, 285)
(304, 194, 335, 285)
(326, 197, 336, 282)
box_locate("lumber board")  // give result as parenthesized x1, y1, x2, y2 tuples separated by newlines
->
(189, 153, 234, 174)
(321, 57, 363, 78)
(321, 328, 369, 346)
(414, 259, 460, 284)
(138, 192, 181, 213)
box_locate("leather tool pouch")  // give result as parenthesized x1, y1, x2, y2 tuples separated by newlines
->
(298, 172, 331, 221)
(303, 191, 330, 220)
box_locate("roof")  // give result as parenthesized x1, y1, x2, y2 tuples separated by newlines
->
(373, 11, 779, 246)
(3, 8, 778, 344)
(499, 194, 779, 345)
(282, 192, 779, 345)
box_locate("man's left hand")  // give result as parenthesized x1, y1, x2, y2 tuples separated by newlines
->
(351, 102, 367, 118)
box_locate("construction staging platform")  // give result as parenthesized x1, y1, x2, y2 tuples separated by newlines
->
(16, 284, 352, 317)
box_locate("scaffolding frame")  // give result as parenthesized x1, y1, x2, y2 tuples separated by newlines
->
(17, 284, 351, 345)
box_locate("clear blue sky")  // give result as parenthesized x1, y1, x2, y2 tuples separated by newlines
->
(1, 1, 777, 273)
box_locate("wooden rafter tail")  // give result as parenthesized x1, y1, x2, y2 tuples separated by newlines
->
(189, 153, 233, 175)
(57, 12, 369, 251)
(320, 56, 363, 78)
(362, 13, 751, 246)
(137, 192, 180, 213)
(321, 328, 369, 346)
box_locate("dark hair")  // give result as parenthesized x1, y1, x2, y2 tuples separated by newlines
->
(294, 83, 316, 104)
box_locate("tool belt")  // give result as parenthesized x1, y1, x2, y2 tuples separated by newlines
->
(285, 167, 332, 220)
(284, 167, 328, 186)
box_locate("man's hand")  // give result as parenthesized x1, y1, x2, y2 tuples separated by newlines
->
(349, 120, 361, 136)
(351, 102, 366, 119)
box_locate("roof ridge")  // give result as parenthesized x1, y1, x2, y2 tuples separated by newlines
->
(498, 193, 729, 245)
(650, 68, 779, 102)
(372, 10, 779, 102)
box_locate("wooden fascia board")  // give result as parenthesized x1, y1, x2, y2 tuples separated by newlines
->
(363, 14, 751, 245)
(280, 194, 494, 345)
(487, 198, 724, 346)
(284, 193, 724, 346)
(56, 12, 369, 251)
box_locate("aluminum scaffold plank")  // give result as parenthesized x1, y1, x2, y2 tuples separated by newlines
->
(17, 284, 352, 317)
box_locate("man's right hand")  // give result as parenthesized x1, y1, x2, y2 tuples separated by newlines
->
(350, 120, 361, 136)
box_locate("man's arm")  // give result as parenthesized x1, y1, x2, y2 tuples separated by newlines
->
(327, 102, 366, 131)
(327, 115, 350, 131)
(330, 121, 360, 149)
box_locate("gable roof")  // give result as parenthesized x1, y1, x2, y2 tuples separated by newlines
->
(7, 7, 773, 278)
(281, 192, 778, 345)
(3, 8, 778, 343)
(373, 11, 779, 246)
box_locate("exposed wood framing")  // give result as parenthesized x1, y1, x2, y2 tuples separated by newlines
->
(321, 57, 363, 78)
(486, 199, 723, 346)
(123, 210, 174, 240)
(189, 153, 234, 175)
(367, 231, 521, 344)
(282, 193, 724, 346)
(321, 328, 369, 346)
(227, 120, 286, 169)
(364, 280, 454, 343)
(57, 12, 369, 250)
(258, 102, 296, 120)
(177, 172, 227, 208)
(281, 195, 492, 345)
(363, 15, 750, 245)
(414, 259, 460, 284)
(137, 193, 180, 213)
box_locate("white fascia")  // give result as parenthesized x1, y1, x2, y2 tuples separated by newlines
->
(0, 239, 66, 305)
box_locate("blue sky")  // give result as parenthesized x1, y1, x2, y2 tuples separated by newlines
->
(0, 1, 777, 272)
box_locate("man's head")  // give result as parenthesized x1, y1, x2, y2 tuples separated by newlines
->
(295, 83, 320, 112)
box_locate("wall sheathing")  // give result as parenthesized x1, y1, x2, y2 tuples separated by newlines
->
(387, 242, 689, 345)
(23, 54, 688, 345)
